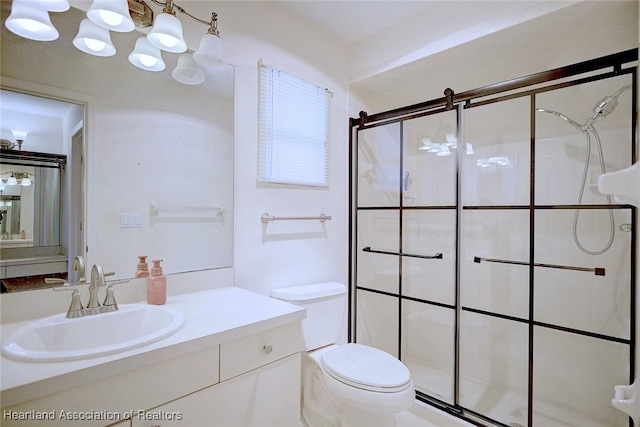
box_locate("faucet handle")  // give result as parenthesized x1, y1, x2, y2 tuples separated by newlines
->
(45, 278, 71, 286)
(52, 286, 84, 318)
(102, 279, 130, 311)
(45, 277, 87, 287)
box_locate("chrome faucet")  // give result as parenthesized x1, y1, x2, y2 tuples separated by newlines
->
(48, 263, 125, 318)
(87, 264, 107, 313)
(72, 255, 86, 284)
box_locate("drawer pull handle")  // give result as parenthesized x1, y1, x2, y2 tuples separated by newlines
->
(263, 344, 273, 354)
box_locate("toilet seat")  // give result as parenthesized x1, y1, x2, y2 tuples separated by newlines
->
(320, 343, 412, 393)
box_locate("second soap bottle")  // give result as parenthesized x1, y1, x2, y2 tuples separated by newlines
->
(147, 259, 167, 305)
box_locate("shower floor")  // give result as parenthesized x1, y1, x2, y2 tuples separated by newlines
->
(404, 358, 627, 427)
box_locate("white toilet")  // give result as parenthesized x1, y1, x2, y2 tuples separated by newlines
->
(271, 282, 415, 427)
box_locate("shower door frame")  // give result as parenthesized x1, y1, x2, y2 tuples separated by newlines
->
(349, 48, 638, 427)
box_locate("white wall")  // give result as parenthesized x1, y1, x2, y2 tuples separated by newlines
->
(207, 1, 350, 295)
(1, 5, 234, 280)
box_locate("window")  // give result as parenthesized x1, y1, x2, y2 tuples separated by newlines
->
(258, 61, 332, 187)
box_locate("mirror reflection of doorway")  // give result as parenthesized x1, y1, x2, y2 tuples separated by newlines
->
(0, 88, 84, 292)
(71, 127, 84, 273)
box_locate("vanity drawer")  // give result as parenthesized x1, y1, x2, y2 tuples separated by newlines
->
(219, 321, 302, 381)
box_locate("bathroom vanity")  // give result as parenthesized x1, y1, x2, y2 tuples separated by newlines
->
(0, 287, 306, 427)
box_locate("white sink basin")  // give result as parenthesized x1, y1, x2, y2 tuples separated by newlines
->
(1, 304, 185, 362)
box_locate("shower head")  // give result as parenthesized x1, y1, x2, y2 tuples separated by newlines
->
(538, 84, 632, 131)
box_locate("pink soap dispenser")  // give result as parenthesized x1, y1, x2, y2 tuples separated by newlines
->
(147, 259, 166, 305)
(135, 255, 149, 278)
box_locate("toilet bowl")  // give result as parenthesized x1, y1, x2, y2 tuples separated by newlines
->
(271, 282, 415, 427)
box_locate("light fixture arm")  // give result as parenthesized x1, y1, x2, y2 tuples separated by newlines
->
(148, 0, 218, 30)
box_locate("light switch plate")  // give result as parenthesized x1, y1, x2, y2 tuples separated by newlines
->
(120, 212, 142, 228)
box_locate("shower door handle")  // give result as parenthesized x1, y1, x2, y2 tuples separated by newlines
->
(473, 256, 605, 276)
(362, 247, 443, 259)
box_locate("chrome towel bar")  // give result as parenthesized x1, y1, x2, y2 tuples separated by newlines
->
(261, 213, 332, 223)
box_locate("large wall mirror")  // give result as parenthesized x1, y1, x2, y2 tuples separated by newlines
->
(0, 2, 234, 290)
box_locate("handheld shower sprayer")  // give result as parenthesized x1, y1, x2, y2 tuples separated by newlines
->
(536, 84, 631, 255)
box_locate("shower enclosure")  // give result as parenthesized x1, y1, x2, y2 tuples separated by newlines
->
(349, 49, 637, 427)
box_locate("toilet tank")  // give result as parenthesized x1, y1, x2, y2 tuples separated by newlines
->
(271, 282, 346, 351)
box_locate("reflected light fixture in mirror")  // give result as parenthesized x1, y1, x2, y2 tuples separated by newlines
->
(0, 129, 17, 149)
(4, 0, 226, 85)
(172, 53, 204, 85)
(12, 130, 28, 150)
(1, 172, 33, 186)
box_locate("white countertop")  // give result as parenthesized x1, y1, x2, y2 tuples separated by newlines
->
(0, 254, 66, 266)
(0, 287, 306, 408)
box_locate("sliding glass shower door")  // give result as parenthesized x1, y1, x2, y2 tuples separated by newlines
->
(351, 55, 635, 427)
(458, 96, 531, 426)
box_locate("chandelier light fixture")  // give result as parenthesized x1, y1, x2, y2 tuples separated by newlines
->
(0, 171, 33, 186)
(4, 0, 226, 85)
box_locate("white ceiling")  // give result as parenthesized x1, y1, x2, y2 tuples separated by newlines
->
(278, 0, 639, 114)
(0, 90, 77, 143)
(2, 1, 637, 123)
(277, 1, 435, 45)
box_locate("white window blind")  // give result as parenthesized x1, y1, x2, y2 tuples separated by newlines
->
(258, 62, 332, 187)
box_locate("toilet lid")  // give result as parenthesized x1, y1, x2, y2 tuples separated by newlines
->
(320, 343, 411, 392)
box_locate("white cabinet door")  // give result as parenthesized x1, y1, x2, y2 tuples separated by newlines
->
(132, 354, 302, 427)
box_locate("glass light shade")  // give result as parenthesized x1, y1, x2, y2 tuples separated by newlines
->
(73, 19, 116, 57)
(436, 144, 451, 157)
(87, 0, 134, 32)
(444, 133, 457, 148)
(147, 13, 187, 53)
(20, 177, 32, 186)
(21, 0, 70, 12)
(418, 137, 440, 153)
(11, 130, 28, 141)
(128, 37, 166, 72)
(466, 143, 474, 155)
(193, 33, 225, 68)
(5, 1, 59, 41)
(172, 53, 205, 85)
(1, 129, 16, 144)
(7, 177, 18, 185)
